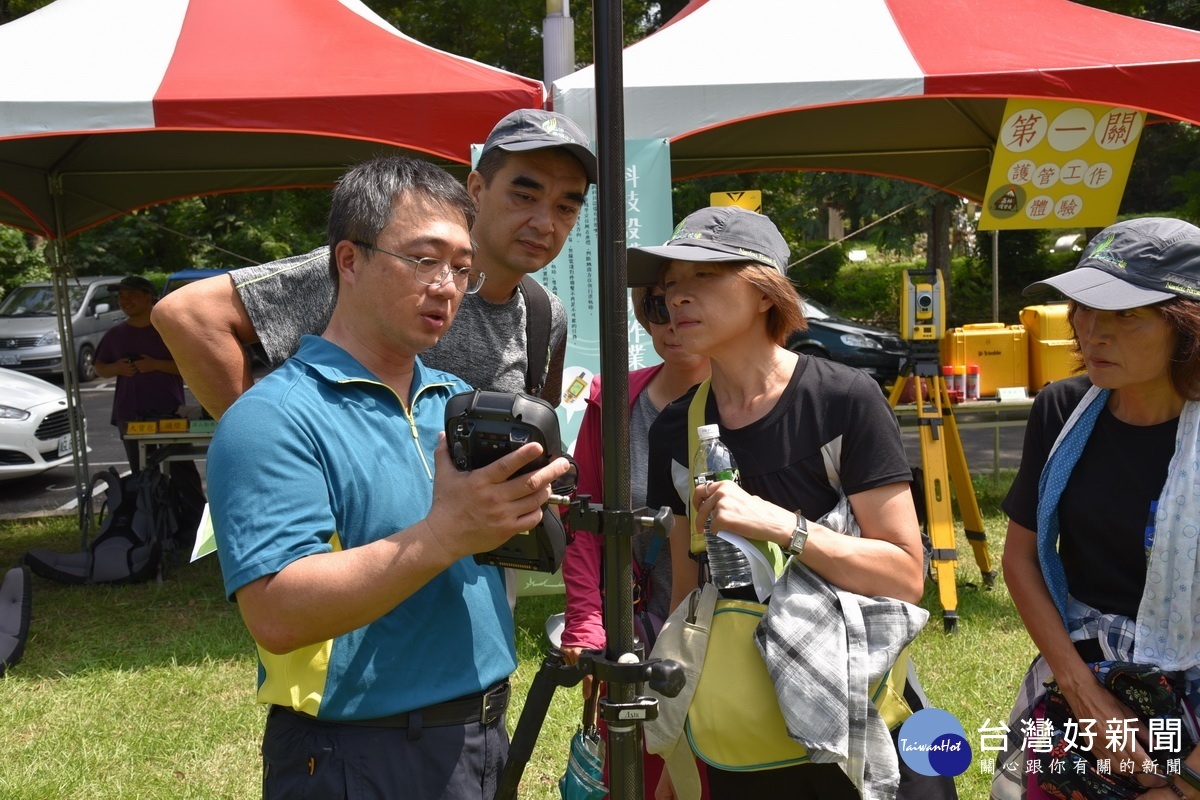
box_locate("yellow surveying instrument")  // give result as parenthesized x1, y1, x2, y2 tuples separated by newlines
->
(888, 268, 995, 633)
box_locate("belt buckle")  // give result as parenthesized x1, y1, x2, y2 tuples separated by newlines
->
(481, 681, 507, 725)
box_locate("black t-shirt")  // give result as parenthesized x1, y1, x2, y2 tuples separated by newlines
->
(646, 355, 912, 521)
(1002, 375, 1178, 618)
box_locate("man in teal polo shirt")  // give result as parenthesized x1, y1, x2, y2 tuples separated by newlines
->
(207, 156, 572, 799)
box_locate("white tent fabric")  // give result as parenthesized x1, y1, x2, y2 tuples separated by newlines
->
(1, 0, 187, 134)
(0, 0, 546, 237)
(553, 0, 1200, 200)
(558, 0, 927, 142)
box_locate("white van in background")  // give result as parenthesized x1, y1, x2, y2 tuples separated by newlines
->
(0, 276, 126, 381)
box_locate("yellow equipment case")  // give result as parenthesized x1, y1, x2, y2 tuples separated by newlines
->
(940, 323, 1028, 398)
(1019, 303, 1079, 393)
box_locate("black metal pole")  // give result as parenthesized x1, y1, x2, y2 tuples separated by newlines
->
(592, 1, 642, 798)
(47, 177, 91, 545)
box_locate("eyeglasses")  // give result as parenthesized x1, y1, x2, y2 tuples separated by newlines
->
(353, 241, 485, 295)
(642, 293, 670, 325)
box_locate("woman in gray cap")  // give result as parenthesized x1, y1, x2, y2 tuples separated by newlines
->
(633, 207, 954, 800)
(993, 218, 1200, 800)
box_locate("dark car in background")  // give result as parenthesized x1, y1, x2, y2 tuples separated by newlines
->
(787, 298, 909, 388)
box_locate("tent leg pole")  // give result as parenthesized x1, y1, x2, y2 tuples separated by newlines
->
(991, 230, 999, 323)
(46, 193, 91, 546)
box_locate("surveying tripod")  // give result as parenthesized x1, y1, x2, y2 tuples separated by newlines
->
(889, 269, 996, 633)
(495, 498, 684, 800)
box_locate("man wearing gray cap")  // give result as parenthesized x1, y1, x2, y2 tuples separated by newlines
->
(995, 217, 1200, 800)
(151, 108, 596, 419)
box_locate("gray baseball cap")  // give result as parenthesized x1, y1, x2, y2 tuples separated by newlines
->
(1025, 217, 1200, 310)
(480, 109, 597, 184)
(627, 206, 791, 287)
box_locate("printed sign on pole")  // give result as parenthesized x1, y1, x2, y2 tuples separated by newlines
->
(710, 190, 762, 213)
(533, 138, 674, 450)
(978, 100, 1143, 231)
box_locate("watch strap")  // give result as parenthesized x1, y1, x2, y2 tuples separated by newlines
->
(787, 511, 809, 557)
(1179, 761, 1200, 793)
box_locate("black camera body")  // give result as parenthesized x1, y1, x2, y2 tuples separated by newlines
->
(446, 390, 560, 476)
(444, 390, 566, 573)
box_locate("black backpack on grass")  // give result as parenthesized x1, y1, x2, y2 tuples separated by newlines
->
(23, 465, 175, 585)
(0, 565, 31, 676)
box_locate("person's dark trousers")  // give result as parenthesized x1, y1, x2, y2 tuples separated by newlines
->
(165, 459, 204, 557)
(261, 706, 509, 800)
(119, 433, 205, 557)
(122, 438, 142, 474)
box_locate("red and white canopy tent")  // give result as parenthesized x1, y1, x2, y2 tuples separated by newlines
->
(0, 0, 545, 238)
(552, 0, 1200, 202)
(0, 0, 544, 521)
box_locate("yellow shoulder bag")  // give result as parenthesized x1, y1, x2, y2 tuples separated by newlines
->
(681, 381, 913, 772)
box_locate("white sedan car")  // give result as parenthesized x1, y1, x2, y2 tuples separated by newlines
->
(0, 368, 85, 481)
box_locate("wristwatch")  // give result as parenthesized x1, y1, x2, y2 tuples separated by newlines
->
(786, 511, 809, 558)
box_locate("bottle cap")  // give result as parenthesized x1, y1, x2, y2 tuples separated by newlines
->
(968, 364, 980, 374)
(942, 366, 954, 375)
(697, 424, 720, 440)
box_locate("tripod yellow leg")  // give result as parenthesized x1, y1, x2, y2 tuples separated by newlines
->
(934, 380, 996, 589)
(911, 376, 962, 633)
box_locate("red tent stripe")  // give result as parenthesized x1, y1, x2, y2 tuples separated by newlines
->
(887, 0, 1200, 123)
(152, 0, 545, 163)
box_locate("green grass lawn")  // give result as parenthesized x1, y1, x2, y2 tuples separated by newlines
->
(0, 474, 1034, 799)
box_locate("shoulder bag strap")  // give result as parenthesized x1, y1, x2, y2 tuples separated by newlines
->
(686, 380, 713, 554)
(518, 275, 552, 396)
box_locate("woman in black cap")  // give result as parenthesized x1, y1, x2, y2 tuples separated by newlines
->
(994, 217, 1200, 800)
(633, 207, 953, 800)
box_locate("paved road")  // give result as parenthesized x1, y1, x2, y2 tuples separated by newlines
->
(0, 377, 207, 520)
(901, 423, 1025, 478)
(2, 373, 1024, 521)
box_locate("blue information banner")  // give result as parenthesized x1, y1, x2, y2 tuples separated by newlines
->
(534, 138, 673, 451)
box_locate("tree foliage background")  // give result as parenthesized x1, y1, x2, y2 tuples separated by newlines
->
(1, 0, 1198, 316)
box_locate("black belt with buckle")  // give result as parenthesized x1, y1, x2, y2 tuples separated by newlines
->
(271, 680, 510, 729)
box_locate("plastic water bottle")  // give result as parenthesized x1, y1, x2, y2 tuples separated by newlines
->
(692, 424, 753, 593)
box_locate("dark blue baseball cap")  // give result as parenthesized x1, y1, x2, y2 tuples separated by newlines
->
(1025, 217, 1200, 310)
